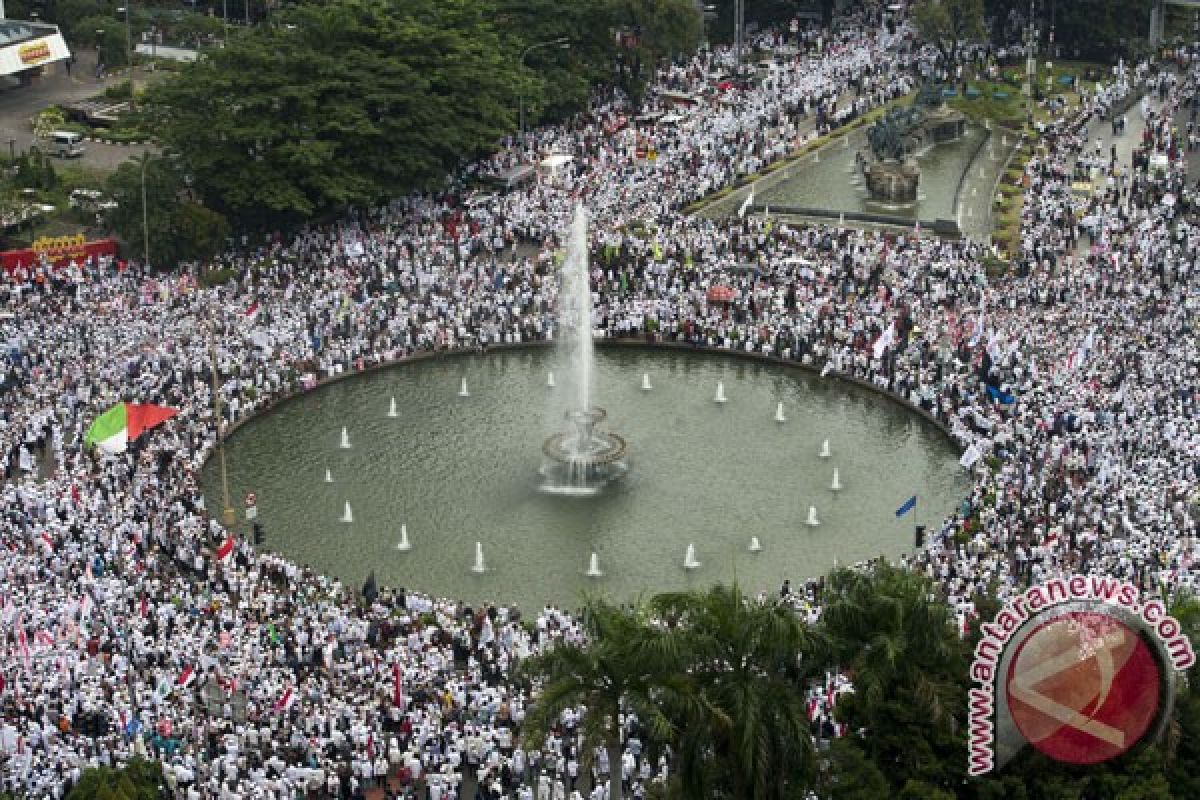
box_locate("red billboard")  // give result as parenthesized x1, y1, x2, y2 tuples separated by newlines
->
(0, 235, 118, 275)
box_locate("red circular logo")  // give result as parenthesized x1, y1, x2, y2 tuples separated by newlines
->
(1005, 610, 1162, 765)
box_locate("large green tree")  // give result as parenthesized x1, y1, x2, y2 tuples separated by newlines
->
(145, 0, 524, 228)
(818, 564, 967, 792)
(519, 599, 684, 800)
(603, 0, 702, 108)
(105, 153, 230, 267)
(652, 584, 821, 800)
(913, 0, 986, 68)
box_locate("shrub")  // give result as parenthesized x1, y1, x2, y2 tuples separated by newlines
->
(198, 266, 238, 287)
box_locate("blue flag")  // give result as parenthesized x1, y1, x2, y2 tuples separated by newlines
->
(985, 384, 1016, 405)
(895, 495, 917, 517)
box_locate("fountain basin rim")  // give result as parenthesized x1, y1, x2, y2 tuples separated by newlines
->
(542, 431, 628, 465)
(205, 340, 961, 477)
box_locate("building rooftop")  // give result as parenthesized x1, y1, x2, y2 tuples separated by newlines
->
(0, 20, 60, 48)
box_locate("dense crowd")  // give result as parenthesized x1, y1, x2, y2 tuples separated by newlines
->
(1, 1, 1199, 798)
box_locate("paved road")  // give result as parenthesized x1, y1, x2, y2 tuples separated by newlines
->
(0, 49, 152, 172)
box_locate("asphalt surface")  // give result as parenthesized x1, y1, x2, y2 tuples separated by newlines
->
(0, 48, 152, 172)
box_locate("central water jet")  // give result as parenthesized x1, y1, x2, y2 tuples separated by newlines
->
(539, 206, 629, 494)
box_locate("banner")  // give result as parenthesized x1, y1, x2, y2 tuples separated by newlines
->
(0, 236, 118, 274)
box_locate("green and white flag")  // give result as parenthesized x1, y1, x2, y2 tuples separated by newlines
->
(84, 403, 179, 454)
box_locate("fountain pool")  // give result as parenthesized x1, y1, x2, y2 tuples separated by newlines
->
(203, 347, 970, 610)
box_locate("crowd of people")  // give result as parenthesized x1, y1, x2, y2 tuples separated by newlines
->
(1, 1, 1199, 797)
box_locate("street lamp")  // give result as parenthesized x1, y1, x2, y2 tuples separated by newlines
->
(139, 155, 150, 270)
(116, 5, 136, 111)
(1023, 0, 1038, 124)
(519, 37, 570, 143)
(701, 4, 717, 46)
(734, 0, 745, 80)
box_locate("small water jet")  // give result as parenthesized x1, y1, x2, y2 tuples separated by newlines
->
(714, 381, 727, 404)
(683, 543, 701, 570)
(547, 372, 556, 388)
(325, 468, 333, 483)
(396, 524, 411, 551)
(831, 468, 842, 491)
(341, 502, 354, 523)
(819, 439, 831, 458)
(388, 397, 398, 418)
(749, 536, 763, 552)
(586, 552, 603, 577)
(471, 541, 486, 573)
(458, 378, 470, 397)
(806, 506, 820, 526)
(641, 373, 653, 391)
(775, 402, 787, 423)
(340, 427, 351, 449)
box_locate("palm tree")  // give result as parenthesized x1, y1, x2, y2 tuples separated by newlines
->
(818, 563, 966, 789)
(518, 598, 685, 800)
(651, 583, 823, 800)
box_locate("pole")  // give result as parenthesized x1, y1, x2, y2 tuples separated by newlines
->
(125, 4, 136, 111)
(210, 336, 235, 528)
(518, 38, 569, 142)
(140, 156, 150, 270)
(734, 0, 743, 80)
(1024, 0, 1036, 125)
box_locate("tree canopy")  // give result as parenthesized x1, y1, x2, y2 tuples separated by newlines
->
(145, 0, 524, 227)
(105, 153, 230, 267)
(66, 758, 162, 800)
(141, 0, 699, 232)
(913, 0, 987, 68)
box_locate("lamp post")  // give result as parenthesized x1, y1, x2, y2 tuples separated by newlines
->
(701, 4, 716, 47)
(210, 335, 236, 529)
(1023, 0, 1038, 125)
(734, 0, 745, 81)
(116, 5, 136, 111)
(139, 155, 150, 270)
(518, 37, 570, 143)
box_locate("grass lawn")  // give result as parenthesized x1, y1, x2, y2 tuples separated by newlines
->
(947, 61, 1112, 130)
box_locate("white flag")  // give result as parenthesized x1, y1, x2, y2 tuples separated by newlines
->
(959, 444, 982, 469)
(872, 322, 896, 360)
(738, 188, 754, 219)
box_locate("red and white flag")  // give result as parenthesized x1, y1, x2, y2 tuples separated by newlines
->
(17, 617, 30, 671)
(176, 665, 196, 688)
(215, 536, 235, 561)
(273, 686, 295, 713)
(244, 302, 260, 325)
